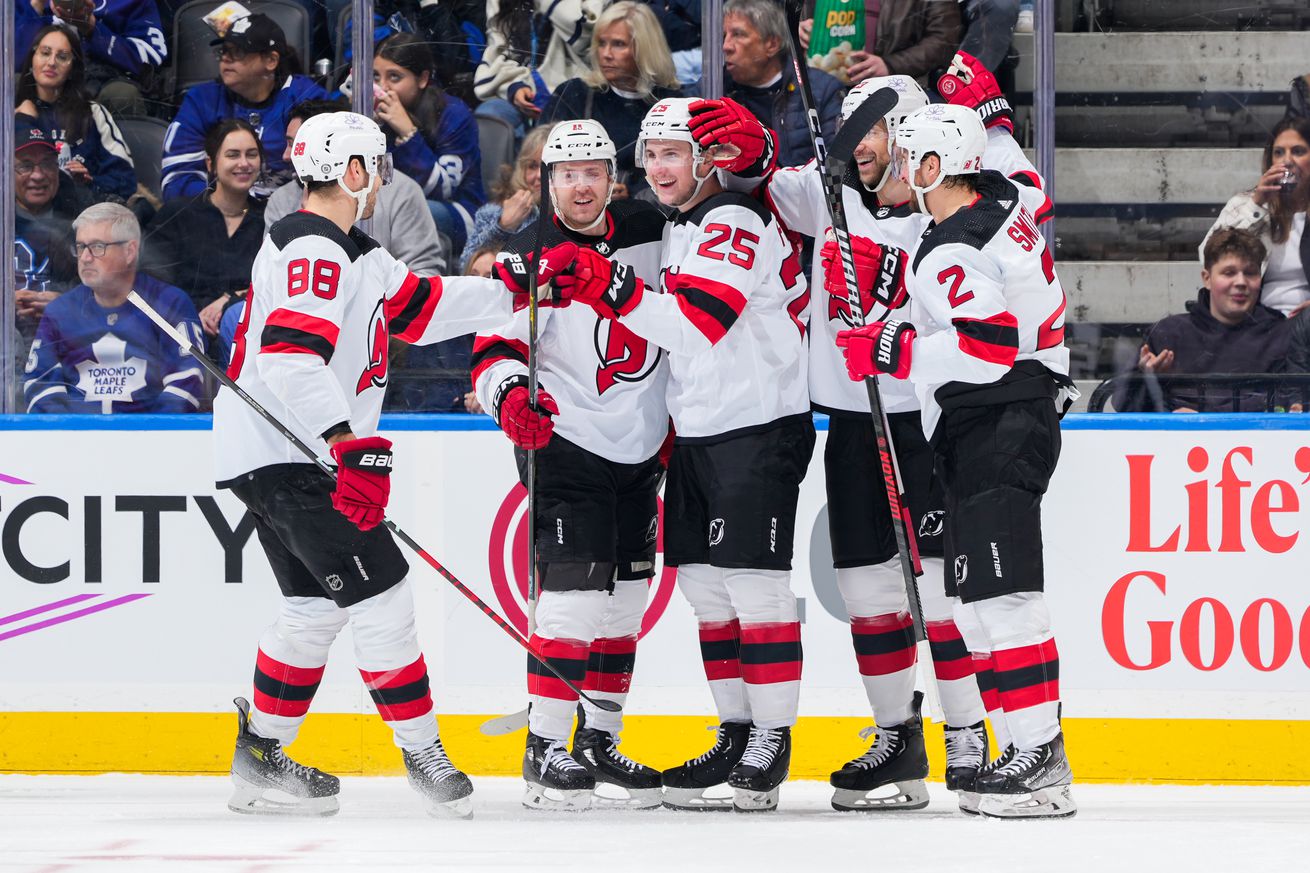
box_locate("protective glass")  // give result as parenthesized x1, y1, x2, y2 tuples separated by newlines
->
(640, 145, 694, 170)
(377, 153, 394, 186)
(890, 145, 914, 185)
(550, 165, 609, 188)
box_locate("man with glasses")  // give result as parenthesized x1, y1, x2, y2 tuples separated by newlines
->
(162, 14, 327, 200)
(14, 122, 86, 338)
(22, 202, 204, 413)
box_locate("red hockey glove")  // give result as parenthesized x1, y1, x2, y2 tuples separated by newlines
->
(820, 234, 909, 317)
(329, 435, 393, 531)
(554, 247, 645, 319)
(492, 376, 559, 450)
(495, 241, 580, 310)
(937, 51, 1014, 134)
(687, 98, 776, 175)
(835, 320, 917, 381)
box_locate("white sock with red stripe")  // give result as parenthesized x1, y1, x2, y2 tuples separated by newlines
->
(919, 561, 986, 727)
(348, 581, 438, 750)
(836, 561, 916, 727)
(248, 596, 347, 744)
(679, 564, 750, 723)
(974, 593, 1061, 750)
(971, 652, 1012, 751)
(528, 589, 608, 740)
(725, 569, 801, 730)
(581, 579, 648, 735)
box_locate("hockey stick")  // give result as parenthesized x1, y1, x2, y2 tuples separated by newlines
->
(478, 167, 556, 737)
(783, 1, 941, 718)
(127, 290, 621, 714)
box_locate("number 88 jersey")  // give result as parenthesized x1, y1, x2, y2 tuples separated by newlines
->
(617, 191, 811, 441)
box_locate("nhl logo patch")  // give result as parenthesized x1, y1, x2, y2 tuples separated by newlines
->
(326, 573, 343, 592)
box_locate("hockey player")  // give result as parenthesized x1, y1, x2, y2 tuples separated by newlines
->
(555, 98, 814, 812)
(471, 119, 669, 811)
(686, 55, 1042, 813)
(829, 103, 1078, 819)
(214, 111, 573, 819)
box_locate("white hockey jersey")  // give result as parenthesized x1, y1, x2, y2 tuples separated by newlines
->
(904, 170, 1076, 439)
(615, 191, 810, 441)
(762, 127, 1048, 419)
(215, 211, 515, 485)
(472, 202, 671, 464)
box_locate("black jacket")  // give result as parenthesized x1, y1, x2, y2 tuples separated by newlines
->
(1116, 288, 1290, 412)
(143, 193, 266, 313)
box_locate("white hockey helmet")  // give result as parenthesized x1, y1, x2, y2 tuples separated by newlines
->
(290, 111, 392, 222)
(542, 120, 618, 232)
(635, 97, 717, 202)
(892, 103, 986, 210)
(842, 75, 930, 193)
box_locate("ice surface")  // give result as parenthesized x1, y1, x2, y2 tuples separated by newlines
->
(1, 776, 1306, 872)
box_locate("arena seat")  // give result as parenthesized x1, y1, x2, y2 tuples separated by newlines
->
(476, 113, 516, 193)
(116, 116, 170, 198)
(171, 0, 315, 98)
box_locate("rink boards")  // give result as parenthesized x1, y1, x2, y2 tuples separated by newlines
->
(1, 413, 1307, 783)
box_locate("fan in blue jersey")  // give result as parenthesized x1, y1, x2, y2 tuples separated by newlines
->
(162, 14, 327, 201)
(24, 203, 204, 414)
(373, 33, 485, 253)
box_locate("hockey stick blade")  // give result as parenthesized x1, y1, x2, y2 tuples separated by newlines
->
(126, 292, 622, 715)
(479, 708, 529, 736)
(827, 87, 898, 168)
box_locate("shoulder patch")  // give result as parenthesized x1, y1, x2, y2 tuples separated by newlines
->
(681, 190, 771, 228)
(269, 212, 361, 261)
(912, 195, 1012, 273)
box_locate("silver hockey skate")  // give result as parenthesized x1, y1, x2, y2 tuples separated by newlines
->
(975, 733, 1077, 819)
(227, 697, 340, 817)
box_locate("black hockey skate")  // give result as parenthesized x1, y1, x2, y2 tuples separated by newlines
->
(227, 697, 340, 817)
(975, 732, 1076, 819)
(572, 726, 663, 809)
(944, 720, 989, 814)
(727, 726, 791, 812)
(661, 721, 751, 811)
(829, 691, 929, 812)
(522, 731, 596, 811)
(403, 740, 474, 819)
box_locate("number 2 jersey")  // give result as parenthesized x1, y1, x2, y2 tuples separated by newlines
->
(610, 191, 810, 441)
(471, 200, 671, 465)
(905, 169, 1076, 439)
(214, 210, 514, 486)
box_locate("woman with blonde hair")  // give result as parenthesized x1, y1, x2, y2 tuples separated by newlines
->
(542, 1, 682, 196)
(461, 123, 556, 271)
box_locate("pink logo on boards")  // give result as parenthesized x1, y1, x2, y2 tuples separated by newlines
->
(487, 485, 677, 636)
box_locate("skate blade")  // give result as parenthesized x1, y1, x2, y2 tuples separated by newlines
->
(591, 784, 664, 810)
(661, 785, 735, 812)
(522, 782, 593, 812)
(978, 784, 1077, 819)
(957, 790, 981, 815)
(418, 792, 474, 820)
(830, 779, 930, 812)
(227, 774, 339, 817)
(731, 786, 780, 813)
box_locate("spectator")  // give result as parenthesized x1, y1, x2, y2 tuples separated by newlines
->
(543, 1, 682, 197)
(958, 0, 1019, 74)
(1116, 228, 1288, 413)
(1287, 72, 1309, 121)
(460, 122, 552, 271)
(644, 0, 701, 86)
(144, 118, 265, 342)
(23, 202, 204, 414)
(719, 0, 843, 168)
(15, 24, 137, 204)
(374, 33, 485, 254)
(20, 0, 168, 117)
(474, 0, 604, 132)
(1202, 117, 1310, 317)
(801, 0, 961, 86)
(161, 13, 327, 201)
(14, 120, 88, 355)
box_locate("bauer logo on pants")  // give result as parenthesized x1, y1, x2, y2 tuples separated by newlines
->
(708, 518, 725, 547)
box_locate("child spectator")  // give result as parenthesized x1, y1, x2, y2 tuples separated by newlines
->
(460, 122, 552, 271)
(15, 24, 137, 204)
(1117, 228, 1289, 413)
(1202, 117, 1310, 317)
(474, 0, 604, 132)
(161, 13, 326, 200)
(19, 0, 168, 117)
(543, 1, 681, 196)
(23, 202, 204, 414)
(373, 33, 485, 255)
(144, 118, 265, 339)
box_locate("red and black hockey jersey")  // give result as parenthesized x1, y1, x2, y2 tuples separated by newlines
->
(472, 201, 671, 464)
(614, 191, 810, 441)
(215, 210, 515, 485)
(905, 171, 1076, 439)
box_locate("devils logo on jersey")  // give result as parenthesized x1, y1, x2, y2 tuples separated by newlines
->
(356, 299, 388, 394)
(594, 318, 660, 395)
